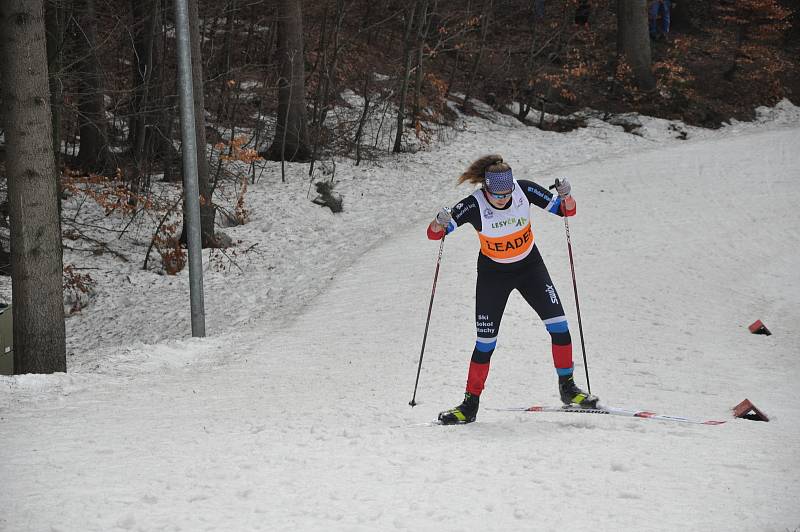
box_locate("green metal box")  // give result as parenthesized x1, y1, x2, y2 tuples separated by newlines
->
(0, 303, 12, 375)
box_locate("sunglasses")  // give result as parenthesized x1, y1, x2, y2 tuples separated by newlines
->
(486, 183, 515, 199)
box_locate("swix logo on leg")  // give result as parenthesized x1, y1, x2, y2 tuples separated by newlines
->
(545, 284, 559, 304)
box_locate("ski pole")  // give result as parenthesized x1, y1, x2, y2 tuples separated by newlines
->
(409, 234, 446, 407)
(550, 180, 591, 393)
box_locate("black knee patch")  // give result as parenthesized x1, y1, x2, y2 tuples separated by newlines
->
(471, 348, 493, 365)
(550, 331, 571, 346)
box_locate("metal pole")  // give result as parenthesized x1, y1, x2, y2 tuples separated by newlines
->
(550, 180, 590, 393)
(174, 0, 206, 337)
(562, 214, 590, 393)
(409, 235, 446, 407)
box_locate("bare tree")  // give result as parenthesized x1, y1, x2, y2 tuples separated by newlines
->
(75, 0, 112, 171)
(411, 0, 433, 129)
(45, 0, 67, 170)
(392, 1, 420, 153)
(462, 0, 492, 112)
(353, 74, 371, 165)
(308, 0, 346, 177)
(129, 0, 160, 168)
(463, 0, 492, 110)
(617, 0, 656, 91)
(0, 0, 67, 373)
(265, 0, 311, 162)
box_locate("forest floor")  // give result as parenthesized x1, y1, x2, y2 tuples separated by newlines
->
(442, 1, 800, 129)
(569, 2, 799, 127)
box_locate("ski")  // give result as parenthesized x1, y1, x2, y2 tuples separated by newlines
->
(488, 404, 726, 425)
(405, 419, 467, 427)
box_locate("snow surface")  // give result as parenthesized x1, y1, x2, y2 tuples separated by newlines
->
(2, 100, 800, 531)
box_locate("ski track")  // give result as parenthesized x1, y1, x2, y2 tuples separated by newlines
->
(2, 109, 800, 531)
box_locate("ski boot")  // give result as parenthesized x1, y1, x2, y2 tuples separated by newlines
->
(438, 392, 480, 425)
(558, 375, 599, 408)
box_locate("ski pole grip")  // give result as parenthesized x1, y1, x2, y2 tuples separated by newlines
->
(549, 179, 568, 197)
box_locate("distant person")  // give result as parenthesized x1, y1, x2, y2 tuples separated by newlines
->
(427, 155, 598, 425)
(574, 0, 591, 27)
(533, 0, 545, 21)
(649, 0, 672, 40)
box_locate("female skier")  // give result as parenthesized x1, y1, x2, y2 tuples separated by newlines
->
(427, 154, 597, 425)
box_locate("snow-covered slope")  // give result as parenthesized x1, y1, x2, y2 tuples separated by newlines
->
(1, 102, 799, 531)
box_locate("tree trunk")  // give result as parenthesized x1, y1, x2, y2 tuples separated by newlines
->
(152, 5, 179, 176)
(45, 0, 65, 170)
(215, 0, 236, 122)
(353, 73, 371, 165)
(463, 0, 492, 111)
(517, 2, 539, 121)
(307, 3, 329, 179)
(617, 0, 656, 91)
(265, 0, 311, 162)
(362, 0, 374, 44)
(0, 0, 67, 374)
(75, 0, 111, 172)
(128, 0, 161, 202)
(412, 0, 431, 131)
(316, 0, 344, 134)
(129, 0, 159, 163)
(392, 1, 420, 153)
(445, 49, 459, 97)
(308, 0, 346, 177)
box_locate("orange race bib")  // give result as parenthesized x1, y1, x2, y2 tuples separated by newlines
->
(479, 224, 533, 262)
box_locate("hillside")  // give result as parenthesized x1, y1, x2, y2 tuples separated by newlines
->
(1, 100, 799, 531)
(299, 0, 800, 129)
